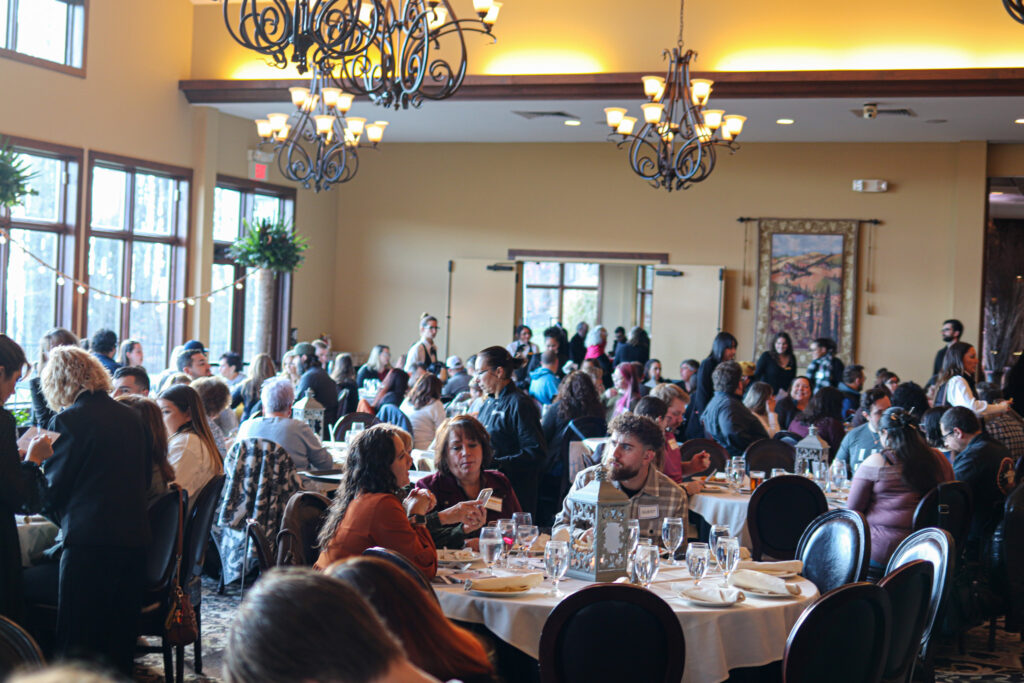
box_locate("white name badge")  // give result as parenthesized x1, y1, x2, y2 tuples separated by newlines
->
(485, 496, 503, 513)
(637, 504, 659, 519)
(667, 437, 679, 450)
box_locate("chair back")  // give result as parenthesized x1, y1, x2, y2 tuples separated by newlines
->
(331, 411, 379, 441)
(783, 582, 890, 683)
(1002, 484, 1024, 628)
(679, 438, 729, 477)
(362, 547, 438, 602)
(538, 583, 684, 683)
(747, 474, 827, 560)
(912, 482, 973, 555)
(885, 528, 954, 665)
(245, 520, 277, 573)
(878, 560, 934, 683)
(336, 387, 352, 415)
(774, 430, 801, 446)
(744, 438, 795, 472)
(795, 509, 870, 593)
(376, 404, 413, 435)
(145, 488, 186, 592)
(558, 416, 608, 487)
(277, 491, 331, 567)
(0, 615, 44, 677)
(182, 474, 226, 588)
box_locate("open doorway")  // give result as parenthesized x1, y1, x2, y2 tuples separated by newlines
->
(983, 178, 1024, 384)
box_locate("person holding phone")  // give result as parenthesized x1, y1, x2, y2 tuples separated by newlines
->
(416, 415, 522, 549)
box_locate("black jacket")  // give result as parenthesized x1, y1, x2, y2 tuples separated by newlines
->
(701, 391, 769, 460)
(752, 351, 796, 395)
(613, 343, 649, 367)
(297, 366, 339, 437)
(955, 434, 1010, 556)
(683, 356, 718, 439)
(478, 383, 547, 515)
(569, 334, 586, 365)
(29, 376, 54, 429)
(357, 364, 386, 389)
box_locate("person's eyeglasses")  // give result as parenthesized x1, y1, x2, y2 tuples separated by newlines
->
(427, 326, 438, 330)
(941, 431, 953, 441)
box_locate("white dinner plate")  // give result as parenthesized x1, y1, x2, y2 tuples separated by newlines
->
(469, 587, 535, 598)
(678, 595, 741, 608)
(437, 549, 481, 564)
(697, 486, 729, 494)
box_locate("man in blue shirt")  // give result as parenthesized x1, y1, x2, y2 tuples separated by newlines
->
(528, 350, 561, 405)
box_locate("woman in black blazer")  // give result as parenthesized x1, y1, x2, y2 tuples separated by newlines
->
(683, 332, 738, 440)
(23, 345, 152, 675)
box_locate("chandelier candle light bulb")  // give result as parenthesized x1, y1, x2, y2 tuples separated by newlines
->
(643, 76, 666, 101)
(641, 103, 664, 123)
(690, 79, 713, 106)
(604, 107, 627, 128)
(616, 116, 637, 136)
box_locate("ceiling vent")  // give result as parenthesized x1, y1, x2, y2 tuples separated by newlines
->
(851, 103, 917, 119)
(512, 110, 578, 120)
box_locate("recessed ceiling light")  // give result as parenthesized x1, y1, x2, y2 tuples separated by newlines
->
(564, 119, 581, 126)
(990, 191, 1005, 196)
(776, 118, 795, 125)
(1016, 118, 1024, 124)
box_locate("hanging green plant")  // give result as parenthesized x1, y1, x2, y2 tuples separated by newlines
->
(0, 137, 38, 209)
(228, 218, 309, 273)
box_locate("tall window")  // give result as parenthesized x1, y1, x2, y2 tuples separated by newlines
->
(212, 176, 295, 365)
(86, 154, 189, 375)
(0, 0, 86, 73)
(636, 265, 653, 330)
(0, 139, 79, 362)
(522, 262, 599, 333)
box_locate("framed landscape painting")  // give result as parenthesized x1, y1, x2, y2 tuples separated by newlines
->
(754, 219, 858, 367)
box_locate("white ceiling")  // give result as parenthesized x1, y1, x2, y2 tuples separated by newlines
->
(210, 95, 1024, 144)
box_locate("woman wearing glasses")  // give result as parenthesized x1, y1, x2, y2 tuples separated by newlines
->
(403, 313, 444, 380)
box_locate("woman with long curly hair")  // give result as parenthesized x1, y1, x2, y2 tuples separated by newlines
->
(315, 424, 437, 576)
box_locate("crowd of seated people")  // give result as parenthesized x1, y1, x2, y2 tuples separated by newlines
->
(5, 311, 1024, 680)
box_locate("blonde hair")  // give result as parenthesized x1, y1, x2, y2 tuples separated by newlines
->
(40, 346, 112, 411)
(651, 382, 688, 406)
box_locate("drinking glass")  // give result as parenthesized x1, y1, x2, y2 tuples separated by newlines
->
(661, 517, 684, 565)
(544, 541, 570, 597)
(634, 543, 660, 589)
(770, 468, 788, 478)
(749, 470, 765, 491)
(516, 524, 539, 563)
(830, 460, 849, 491)
(726, 457, 745, 492)
(479, 527, 503, 575)
(708, 524, 730, 570)
(626, 519, 641, 581)
(795, 457, 812, 478)
(511, 512, 533, 559)
(716, 536, 741, 581)
(686, 542, 711, 587)
(812, 460, 829, 491)
(496, 518, 516, 568)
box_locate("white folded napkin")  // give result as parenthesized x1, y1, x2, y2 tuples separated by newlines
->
(437, 548, 479, 562)
(530, 533, 551, 552)
(736, 560, 803, 575)
(671, 582, 745, 605)
(464, 572, 544, 592)
(552, 527, 571, 543)
(728, 569, 801, 595)
(739, 547, 752, 561)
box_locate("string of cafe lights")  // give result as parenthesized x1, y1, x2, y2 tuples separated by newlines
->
(0, 228, 253, 309)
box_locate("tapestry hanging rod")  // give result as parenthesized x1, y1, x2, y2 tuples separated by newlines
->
(736, 217, 882, 225)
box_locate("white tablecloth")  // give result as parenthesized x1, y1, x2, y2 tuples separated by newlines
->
(16, 516, 59, 567)
(438, 565, 817, 683)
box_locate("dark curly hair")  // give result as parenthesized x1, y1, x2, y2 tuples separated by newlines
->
(317, 424, 411, 551)
(433, 415, 494, 477)
(555, 370, 604, 422)
(608, 411, 665, 453)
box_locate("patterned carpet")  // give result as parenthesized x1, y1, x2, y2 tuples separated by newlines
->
(136, 577, 1024, 682)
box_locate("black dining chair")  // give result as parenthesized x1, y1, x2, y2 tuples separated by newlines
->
(744, 438, 795, 473)
(679, 438, 729, 478)
(276, 491, 331, 567)
(747, 475, 827, 561)
(912, 482, 973, 558)
(774, 430, 801, 446)
(330, 411, 379, 442)
(878, 560, 934, 683)
(241, 520, 277, 592)
(0, 615, 44, 678)
(885, 528, 954, 683)
(1000, 484, 1024, 633)
(783, 582, 891, 683)
(538, 583, 684, 683)
(795, 509, 870, 594)
(361, 547, 438, 603)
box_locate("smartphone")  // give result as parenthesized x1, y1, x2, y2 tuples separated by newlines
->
(476, 488, 493, 508)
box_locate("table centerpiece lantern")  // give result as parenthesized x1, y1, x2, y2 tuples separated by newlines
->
(794, 425, 829, 476)
(565, 466, 631, 582)
(292, 389, 325, 438)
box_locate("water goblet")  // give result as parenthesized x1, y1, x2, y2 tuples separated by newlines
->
(479, 527, 503, 575)
(511, 512, 532, 556)
(544, 541, 569, 597)
(708, 524, 730, 570)
(716, 536, 741, 581)
(660, 517, 683, 566)
(626, 519, 641, 580)
(516, 524, 539, 564)
(634, 543, 660, 589)
(496, 518, 516, 568)
(770, 468, 788, 478)
(686, 542, 711, 587)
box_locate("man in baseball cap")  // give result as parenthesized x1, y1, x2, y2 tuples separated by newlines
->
(442, 355, 471, 399)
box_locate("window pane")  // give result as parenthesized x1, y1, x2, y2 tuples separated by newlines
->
(642, 293, 652, 331)
(214, 187, 243, 243)
(15, 0, 68, 64)
(209, 264, 236, 361)
(5, 230, 58, 362)
(524, 261, 558, 286)
(252, 194, 282, 225)
(0, 0, 8, 50)
(130, 242, 171, 374)
(91, 167, 127, 231)
(87, 237, 123, 335)
(10, 154, 62, 223)
(563, 289, 598, 330)
(242, 269, 260, 364)
(644, 265, 654, 290)
(564, 263, 599, 287)
(133, 173, 175, 236)
(524, 287, 558, 334)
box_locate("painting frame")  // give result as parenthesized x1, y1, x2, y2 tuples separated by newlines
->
(754, 218, 858, 369)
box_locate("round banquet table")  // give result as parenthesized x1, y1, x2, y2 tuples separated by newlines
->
(437, 565, 818, 683)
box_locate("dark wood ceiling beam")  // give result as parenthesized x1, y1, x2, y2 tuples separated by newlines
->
(180, 68, 1024, 104)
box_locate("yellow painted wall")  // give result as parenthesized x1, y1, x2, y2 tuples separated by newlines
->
(330, 141, 987, 384)
(191, 0, 1024, 79)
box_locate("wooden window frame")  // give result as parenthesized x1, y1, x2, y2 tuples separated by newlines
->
(522, 261, 603, 327)
(0, 0, 88, 77)
(636, 265, 653, 329)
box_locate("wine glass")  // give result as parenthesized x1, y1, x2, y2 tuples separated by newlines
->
(516, 524, 539, 564)
(626, 519, 641, 581)
(634, 543, 660, 589)
(511, 512, 532, 557)
(544, 541, 569, 597)
(708, 524, 730, 571)
(479, 527, 503, 575)
(661, 517, 684, 566)
(716, 536, 741, 581)
(496, 518, 516, 568)
(686, 542, 711, 587)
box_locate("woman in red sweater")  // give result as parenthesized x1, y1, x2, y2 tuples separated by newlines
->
(315, 424, 437, 577)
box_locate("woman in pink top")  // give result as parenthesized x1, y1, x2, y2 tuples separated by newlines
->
(846, 407, 953, 572)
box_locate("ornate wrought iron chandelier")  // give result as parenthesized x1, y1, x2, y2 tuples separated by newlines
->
(254, 67, 388, 191)
(221, 0, 500, 109)
(1005, 0, 1024, 23)
(604, 0, 745, 192)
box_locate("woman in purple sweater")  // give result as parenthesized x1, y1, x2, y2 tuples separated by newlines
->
(846, 407, 953, 572)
